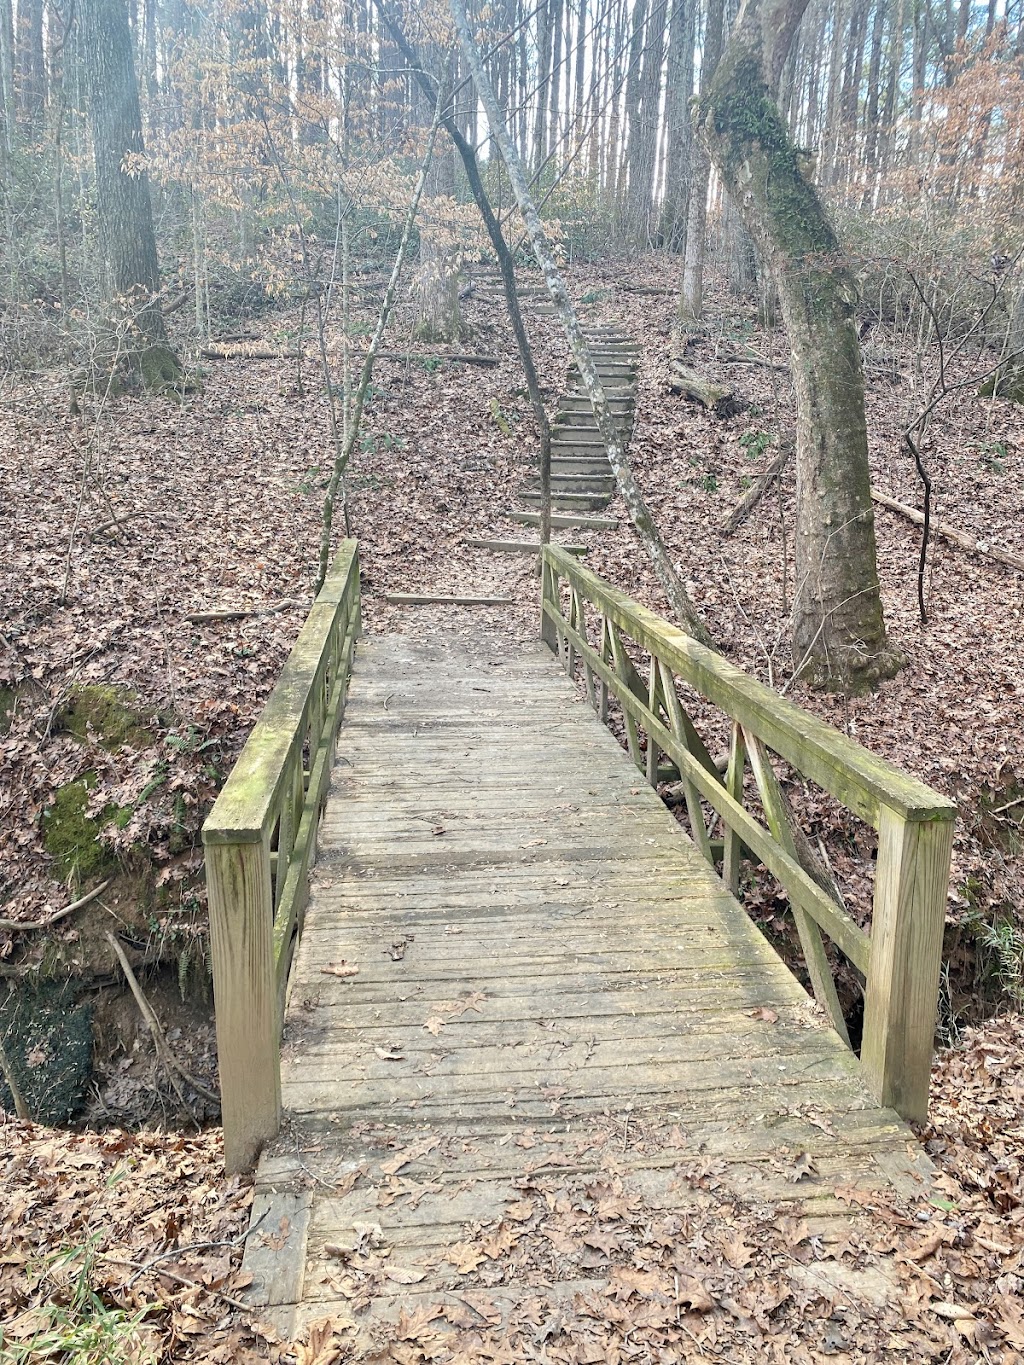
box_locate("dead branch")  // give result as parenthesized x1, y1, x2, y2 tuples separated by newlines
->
(721, 446, 793, 536)
(185, 597, 305, 624)
(104, 930, 220, 1107)
(669, 361, 743, 418)
(719, 350, 789, 373)
(89, 512, 171, 541)
(0, 878, 112, 933)
(367, 350, 499, 367)
(0, 1035, 30, 1119)
(871, 488, 1024, 574)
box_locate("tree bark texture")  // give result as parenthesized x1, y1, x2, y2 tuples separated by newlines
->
(78, 0, 169, 354)
(700, 0, 900, 692)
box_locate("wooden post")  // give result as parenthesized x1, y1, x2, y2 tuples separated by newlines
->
(206, 837, 281, 1173)
(861, 808, 954, 1123)
(540, 555, 559, 652)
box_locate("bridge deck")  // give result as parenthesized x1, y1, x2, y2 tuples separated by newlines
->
(245, 634, 930, 1347)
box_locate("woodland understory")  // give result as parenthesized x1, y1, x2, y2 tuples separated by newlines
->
(1, 247, 1024, 1360)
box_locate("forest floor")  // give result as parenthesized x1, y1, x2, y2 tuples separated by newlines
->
(1, 250, 1023, 1360)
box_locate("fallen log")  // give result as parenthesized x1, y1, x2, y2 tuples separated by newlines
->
(201, 345, 303, 360)
(721, 446, 793, 536)
(669, 361, 742, 418)
(870, 488, 1024, 574)
(185, 597, 305, 624)
(365, 351, 499, 368)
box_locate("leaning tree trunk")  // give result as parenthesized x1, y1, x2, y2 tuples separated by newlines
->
(699, 0, 900, 692)
(78, 0, 180, 388)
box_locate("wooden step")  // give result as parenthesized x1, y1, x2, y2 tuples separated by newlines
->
(555, 421, 630, 436)
(525, 474, 615, 489)
(463, 536, 588, 555)
(552, 440, 616, 455)
(506, 509, 620, 529)
(518, 490, 612, 511)
(550, 459, 613, 476)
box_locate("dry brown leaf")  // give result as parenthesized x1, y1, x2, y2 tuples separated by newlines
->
(319, 962, 358, 979)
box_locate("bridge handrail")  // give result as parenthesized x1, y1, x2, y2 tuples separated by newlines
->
(203, 541, 360, 1172)
(541, 545, 955, 1123)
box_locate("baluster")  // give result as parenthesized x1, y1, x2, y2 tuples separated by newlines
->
(745, 728, 849, 1043)
(657, 659, 714, 863)
(723, 722, 746, 893)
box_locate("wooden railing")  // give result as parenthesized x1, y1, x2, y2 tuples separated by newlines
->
(540, 546, 955, 1123)
(203, 541, 360, 1172)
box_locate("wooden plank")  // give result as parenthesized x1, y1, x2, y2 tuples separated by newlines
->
(242, 1189, 311, 1308)
(507, 509, 620, 529)
(745, 730, 851, 1044)
(385, 593, 513, 605)
(463, 537, 588, 554)
(205, 839, 281, 1174)
(203, 541, 359, 843)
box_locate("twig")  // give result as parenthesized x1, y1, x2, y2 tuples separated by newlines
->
(101, 1256, 253, 1311)
(0, 879, 112, 933)
(720, 446, 792, 536)
(104, 931, 220, 1107)
(0, 1034, 30, 1119)
(88, 512, 168, 541)
(123, 1211, 270, 1289)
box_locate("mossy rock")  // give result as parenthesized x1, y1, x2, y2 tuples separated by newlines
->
(979, 366, 1024, 404)
(53, 683, 153, 751)
(42, 773, 131, 882)
(0, 980, 93, 1123)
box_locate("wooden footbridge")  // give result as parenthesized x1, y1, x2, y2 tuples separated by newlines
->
(203, 542, 954, 1347)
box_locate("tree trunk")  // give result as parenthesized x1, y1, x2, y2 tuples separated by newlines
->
(659, 0, 696, 251)
(700, 0, 900, 692)
(78, 0, 179, 383)
(678, 0, 724, 319)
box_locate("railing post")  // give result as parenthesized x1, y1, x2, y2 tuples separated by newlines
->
(540, 553, 559, 652)
(861, 807, 954, 1123)
(206, 836, 281, 1172)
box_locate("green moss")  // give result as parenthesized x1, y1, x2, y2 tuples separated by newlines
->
(42, 774, 130, 882)
(979, 365, 1024, 404)
(137, 343, 185, 394)
(54, 684, 152, 751)
(0, 686, 15, 735)
(706, 48, 836, 263)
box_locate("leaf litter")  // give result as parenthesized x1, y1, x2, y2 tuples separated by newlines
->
(1, 254, 1023, 1360)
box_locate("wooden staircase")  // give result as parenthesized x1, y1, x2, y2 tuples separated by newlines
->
(467, 262, 637, 536)
(511, 326, 636, 529)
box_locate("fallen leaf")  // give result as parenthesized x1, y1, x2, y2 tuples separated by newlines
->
(320, 962, 358, 979)
(750, 1006, 779, 1023)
